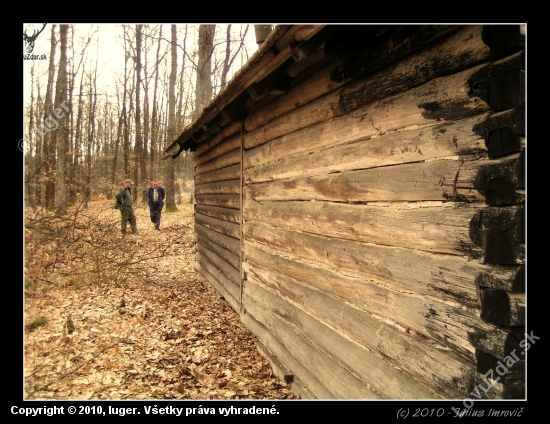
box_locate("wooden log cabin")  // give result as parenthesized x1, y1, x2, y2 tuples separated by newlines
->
(163, 24, 526, 399)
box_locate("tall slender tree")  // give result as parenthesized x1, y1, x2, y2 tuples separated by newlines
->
(164, 24, 178, 211)
(54, 24, 69, 211)
(133, 24, 144, 203)
(44, 25, 57, 209)
(195, 25, 215, 116)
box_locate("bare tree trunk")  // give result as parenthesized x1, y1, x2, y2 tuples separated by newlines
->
(44, 25, 57, 210)
(254, 24, 272, 45)
(142, 45, 150, 203)
(164, 24, 178, 211)
(220, 24, 249, 89)
(150, 25, 163, 181)
(54, 24, 69, 212)
(33, 81, 44, 207)
(111, 101, 124, 190)
(73, 74, 85, 203)
(84, 62, 98, 208)
(26, 62, 36, 209)
(123, 26, 131, 179)
(133, 24, 144, 204)
(188, 24, 216, 205)
(195, 24, 215, 116)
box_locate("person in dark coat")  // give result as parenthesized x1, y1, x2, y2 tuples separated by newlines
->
(115, 179, 139, 235)
(148, 180, 165, 231)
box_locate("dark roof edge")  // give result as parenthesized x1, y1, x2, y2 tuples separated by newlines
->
(162, 25, 293, 159)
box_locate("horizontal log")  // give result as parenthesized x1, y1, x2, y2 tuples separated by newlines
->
(245, 155, 523, 205)
(195, 122, 241, 156)
(244, 200, 485, 256)
(195, 222, 240, 256)
(245, 25, 479, 133)
(244, 276, 444, 399)
(196, 244, 240, 288)
(243, 52, 491, 151)
(480, 289, 525, 327)
(194, 213, 240, 239)
(196, 233, 240, 271)
(195, 179, 240, 195)
(244, 222, 522, 308)
(245, 115, 489, 183)
(244, 241, 513, 361)
(331, 25, 460, 82)
(375, 324, 475, 399)
(196, 148, 240, 176)
(195, 260, 240, 313)
(243, 293, 381, 399)
(194, 204, 240, 224)
(195, 164, 241, 185)
(469, 204, 525, 264)
(241, 310, 334, 399)
(196, 133, 241, 166)
(195, 194, 240, 209)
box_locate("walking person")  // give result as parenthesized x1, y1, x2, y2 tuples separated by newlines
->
(148, 180, 165, 231)
(115, 179, 139, 235)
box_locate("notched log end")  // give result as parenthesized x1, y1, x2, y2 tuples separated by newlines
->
(474, 160, 520, 206)
(475, 349, 525, 399)
(481, 25, 526, 61)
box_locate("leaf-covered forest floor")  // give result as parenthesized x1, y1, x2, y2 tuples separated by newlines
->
(24, 199, 298, 400)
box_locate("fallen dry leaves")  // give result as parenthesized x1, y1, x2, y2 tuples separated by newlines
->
(24, 200, 298, 400)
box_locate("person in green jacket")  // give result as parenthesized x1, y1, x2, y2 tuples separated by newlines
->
(115, 179, 139, 235)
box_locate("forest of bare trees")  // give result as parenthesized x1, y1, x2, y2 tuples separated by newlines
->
(24, 24, 258, 212)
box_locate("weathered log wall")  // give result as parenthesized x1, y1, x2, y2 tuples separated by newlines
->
(194, 130, 242, 312)
(191, 24, 526, 400)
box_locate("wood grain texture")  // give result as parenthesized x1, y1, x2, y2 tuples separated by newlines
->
(244, 25, 483, 133)
(194, 260, 240, 312)
(195, 194, 240, 209)
(196, 148, 240, 175)
(195, 222, 240, 256)
(196, 233, 240, 271)
(243, 60, 490, 151)
(195, 121, 241, 156)
(243, 241, 513, 361)
(243, 294, 382, 399)
(241, 311, 335, 399)
(244, 276, 445, 399)
(195, 164, 241, 185)
(245, 155, 523, 205)
(244, 199, 485, 256)
(194, 204, 240, 224)
(244, 260, 481, 399)
(194, 212, 240, 239)
(244, 221, 518, 308)
(196, 133, 241, 166)
(244, 115, 488, 183)
(195, 179, 240, 195)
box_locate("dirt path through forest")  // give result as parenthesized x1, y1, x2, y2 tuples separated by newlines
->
(24, 201, 298, 400)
